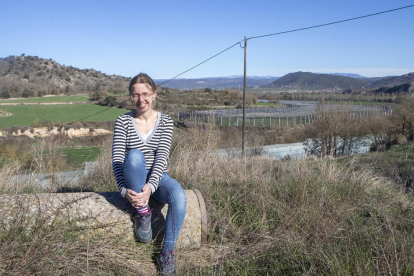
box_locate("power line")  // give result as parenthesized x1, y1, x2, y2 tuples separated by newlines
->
(67, 106, 114, 125)
(156, 40, 244, 87)
(67, 4, 414, 124)
(158, 4, 414, 87)
(247, 4, 414, 41)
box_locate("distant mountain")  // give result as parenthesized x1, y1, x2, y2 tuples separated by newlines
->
(321, 73, 392, 84)
(212, 75, 277, 79)
(361, 76, 394, 84)
(370, 72, 414, 88)
(265, 72, 369, 89)
(0, 55, 129, 97)
(327, 73, 366, 78)
(154, 77, 280, 90)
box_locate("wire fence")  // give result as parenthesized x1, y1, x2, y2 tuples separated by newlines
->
(178, 102, 391, 127)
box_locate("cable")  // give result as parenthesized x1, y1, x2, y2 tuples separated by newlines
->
(247, 4, 414, 41)
(158, 4, 414, 87)
(156, 40, 244, 87)
(66, 106, 114, 125)
(63, 4, 414, 124)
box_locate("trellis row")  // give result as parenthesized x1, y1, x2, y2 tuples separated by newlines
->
(178, 105, 391, 127)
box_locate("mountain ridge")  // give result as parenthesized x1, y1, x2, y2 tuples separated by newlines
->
(264, 71, 370, 90)
(1, 54, 413, 94)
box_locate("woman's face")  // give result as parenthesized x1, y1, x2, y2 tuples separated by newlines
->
(130, 83, 156, 113)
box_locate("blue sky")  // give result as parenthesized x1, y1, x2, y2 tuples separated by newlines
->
(2, 0, 414, 79)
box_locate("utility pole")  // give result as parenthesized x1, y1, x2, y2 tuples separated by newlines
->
(242, 36, 247, 158)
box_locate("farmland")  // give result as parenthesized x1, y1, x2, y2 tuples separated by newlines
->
(0, 104, 128, 129)
(0, 94, 90, 103)
(60, 146, 101, 168)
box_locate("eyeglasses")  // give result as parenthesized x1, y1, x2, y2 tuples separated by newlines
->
(131, 92, 153, 101)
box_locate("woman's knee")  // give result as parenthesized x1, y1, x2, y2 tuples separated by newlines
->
(124, 149, 146, 167)
(171, 185, 187, 211)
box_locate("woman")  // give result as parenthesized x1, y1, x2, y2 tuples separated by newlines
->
(112, 73, 186, 275)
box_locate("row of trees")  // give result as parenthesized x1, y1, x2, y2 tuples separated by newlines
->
(303, 96, 414, 157)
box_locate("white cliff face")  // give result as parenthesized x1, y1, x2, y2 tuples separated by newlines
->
(4, 127, 112, 138)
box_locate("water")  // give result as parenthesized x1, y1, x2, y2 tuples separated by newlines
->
(216, 137, 372, 160)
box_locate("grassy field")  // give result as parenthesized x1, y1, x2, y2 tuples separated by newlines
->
(60, 146, 102, 168)
(0, 94, 90, 103)
(2, 128, 414, 275)
(341, 142, 414, 192)
(0, 104, 128, 129)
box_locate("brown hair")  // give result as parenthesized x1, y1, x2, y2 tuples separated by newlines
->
(129, 73, 156, 95)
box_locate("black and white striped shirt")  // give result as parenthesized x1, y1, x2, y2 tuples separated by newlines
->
(112, 111, 173, 197)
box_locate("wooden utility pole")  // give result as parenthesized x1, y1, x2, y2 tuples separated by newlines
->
(242, 36, 247, 158)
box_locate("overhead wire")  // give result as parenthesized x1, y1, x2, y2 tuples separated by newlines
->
(158, 4, 414, 87)
(66, 4, 414, 124)
(156, 40, 244, 87)
(247, 4, 414, 41)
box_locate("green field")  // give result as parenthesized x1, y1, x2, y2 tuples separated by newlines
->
(254, 101, 283, 107)
(0, 94, 90, 103)
(0, 104, 129, 129)
(60, 146, 102, 167)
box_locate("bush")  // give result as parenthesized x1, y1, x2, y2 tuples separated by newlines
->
(303, 103, 368, 157)
(1, 91, 10, 99)
(32, 118, 56, 128)
(104, 96, 118, 106)
(21, 90, 30, 98)
(393, 97, 414, 140)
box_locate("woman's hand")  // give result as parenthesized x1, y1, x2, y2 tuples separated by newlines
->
(125, 185, 152, 208)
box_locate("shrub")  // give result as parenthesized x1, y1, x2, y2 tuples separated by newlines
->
(104, 96, 118, 106)
(21, 89, 30, 98)
(393, 97, 414, 140)
(1, 91, 10, 99)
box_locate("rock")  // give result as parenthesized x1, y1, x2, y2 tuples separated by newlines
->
(0, 190, 207, 248)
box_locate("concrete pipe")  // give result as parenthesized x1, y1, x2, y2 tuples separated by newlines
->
(0, 189, 207, 248)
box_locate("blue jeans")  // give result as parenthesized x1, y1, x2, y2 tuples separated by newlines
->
(122, 149, 187, 252)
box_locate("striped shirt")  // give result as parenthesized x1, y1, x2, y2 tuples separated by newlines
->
(112, 111, 173, 197)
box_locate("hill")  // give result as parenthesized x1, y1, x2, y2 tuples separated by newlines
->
(0, 55, 129, 98)
(370, 72, 414, 88)
(323, 73, 391, 84)
(265, 71, 370, 90)
(154, 76, 279, 90)
(372, 80, 414, 94)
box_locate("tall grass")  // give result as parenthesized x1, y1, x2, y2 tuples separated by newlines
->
(169, 125, 414, 275)
(0, 195, 155, 275)
(1, 124, 414, 275)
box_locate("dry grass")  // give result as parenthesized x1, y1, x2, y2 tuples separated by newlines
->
(1, 124, 414, 275)
(0, 195, 155, 275)
(169, 125, 414, 275)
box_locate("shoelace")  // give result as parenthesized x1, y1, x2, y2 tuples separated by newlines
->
(137, 214, 150, 227)
(161, 252, 174, 266)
